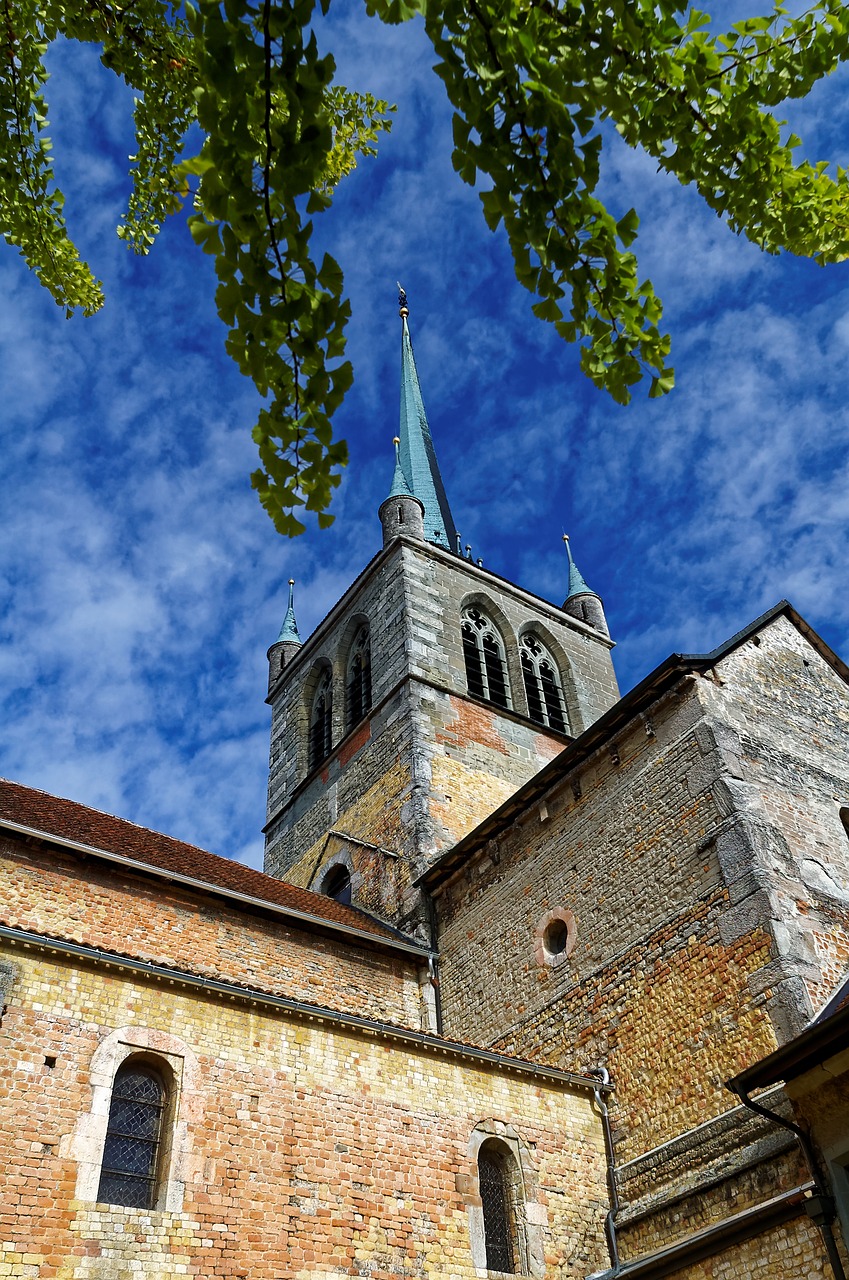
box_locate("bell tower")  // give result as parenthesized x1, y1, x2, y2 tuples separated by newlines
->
(263, 290, 620, 934)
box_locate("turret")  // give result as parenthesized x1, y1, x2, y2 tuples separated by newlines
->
(267, 578, 302, 692)
(379, 437, 425, 545)
(561, 535, 610, 638)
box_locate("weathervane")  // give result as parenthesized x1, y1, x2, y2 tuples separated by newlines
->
(397, 282, 409, 319)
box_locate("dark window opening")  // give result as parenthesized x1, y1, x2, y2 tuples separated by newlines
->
(346, 627, 372, 732)
(521, 634, 568, 734)
(462, 607, 511, 710)
(97, 1063, 166, 1210)
(322, 864, 352, 905)
(478, 1139, 523, 1273)
(309, 671, 333, 771)
(544, 918, 569, 956)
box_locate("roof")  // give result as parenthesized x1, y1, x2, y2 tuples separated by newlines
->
(728, 971, 849, 1093)
(419, 601, 849, 892)
(397, 315, 458, 552)
(0, 778, 425, 954)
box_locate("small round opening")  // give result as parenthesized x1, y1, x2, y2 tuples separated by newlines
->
(544, 918, 569, 957)
(322, 865, 352, 905)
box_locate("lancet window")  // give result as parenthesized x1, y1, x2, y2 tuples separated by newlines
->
(346, 625, 372, 731)
(308, 668, 333, 771)
(462, 607, 511, 710)
(478, 1139, 526, 1273)
(520, 634, 568, 733)
(97, 1060, 167, 1209)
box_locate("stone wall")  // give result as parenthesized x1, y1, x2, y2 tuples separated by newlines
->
(0, 944, 610, 1280)
(0, 834, 427, 1031)
(429, 611, 849, 1270)
(264, 537, 619, 932)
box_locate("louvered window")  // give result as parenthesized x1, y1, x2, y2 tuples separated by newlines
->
(309, 669, 333, 770)
(97, 1063, 166, 1209)
(461, 607, 511, 711)
(346, 626, 372, 731)
(520, 634, 568, 733)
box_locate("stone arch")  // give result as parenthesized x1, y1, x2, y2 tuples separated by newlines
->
(459, 593, 516, 711)
(337, 612, 372, 734)
(517, 621, 582, 735)
(305, 658, 334, 774)
(62, 1025, 201, 1214)
(464, 1120, 545, 1276)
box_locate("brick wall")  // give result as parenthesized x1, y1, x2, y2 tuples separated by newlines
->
(0, 946, 609, 1279)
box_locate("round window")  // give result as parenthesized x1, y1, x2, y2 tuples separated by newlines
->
(544, 918, 569, 957)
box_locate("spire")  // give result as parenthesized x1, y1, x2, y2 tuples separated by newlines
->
(562, 535, 593, 600)
(276, 579, 301, 644)
(561, 536, 610, 638)
(395, 285, 458, 552)
(387, 436, 412, 498)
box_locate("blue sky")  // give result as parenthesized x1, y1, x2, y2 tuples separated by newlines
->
(2, 9, 849, 868)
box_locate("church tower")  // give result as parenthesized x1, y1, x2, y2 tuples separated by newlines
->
(263, 291, 619, 934)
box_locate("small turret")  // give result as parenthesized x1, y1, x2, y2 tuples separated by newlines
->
(379, 437, 425, 545)
(267, 579, 302, 691)
(561, 536, 610, 638)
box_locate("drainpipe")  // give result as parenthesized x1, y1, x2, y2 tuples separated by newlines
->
(422, 890, 444, 1036)
(589, 1067, 621, 1275)
(727, 1082, 847, 1280)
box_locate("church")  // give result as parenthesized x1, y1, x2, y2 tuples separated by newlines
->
(2, 293, 849, 1280)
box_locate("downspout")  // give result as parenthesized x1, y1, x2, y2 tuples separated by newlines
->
(728, 1081, 847, 1280)
(422, 889, 444, 1036)
(590, 1067, 621, 1275)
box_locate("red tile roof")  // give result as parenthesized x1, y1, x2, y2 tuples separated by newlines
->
(0, 778, 412, 948)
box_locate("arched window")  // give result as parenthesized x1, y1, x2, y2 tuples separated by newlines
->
(478, 1139, 525, 1273)
(309, 668, 333, 771)
(521, 634, 569, 733)
(462, 607, 511, 710)
(97, 1060, 167, 1209)
(346, 625, 372, 731)
(321, 863, 352, 904)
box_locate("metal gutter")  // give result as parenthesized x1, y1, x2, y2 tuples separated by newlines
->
(0, 818, 430, 960)
(0, 923, 611, 1095)
(587, 1182, 815, 1280)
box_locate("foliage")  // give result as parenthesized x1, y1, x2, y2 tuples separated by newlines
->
(3, 0, 849, 531)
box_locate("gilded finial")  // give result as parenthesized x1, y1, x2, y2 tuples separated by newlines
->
(397, 282, 409, 319)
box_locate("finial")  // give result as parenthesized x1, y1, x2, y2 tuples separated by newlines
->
(562, 533, 574, 564)
(397, 282, 409, 319)
(276, 579, 301, 644)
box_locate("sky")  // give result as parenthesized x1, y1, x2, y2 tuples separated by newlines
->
(2, 7, 849, 869)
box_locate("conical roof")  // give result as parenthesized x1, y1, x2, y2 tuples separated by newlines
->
(276, 580, 301, 644)
(393, 300, 458, 551)
(563, 536, 596, 600)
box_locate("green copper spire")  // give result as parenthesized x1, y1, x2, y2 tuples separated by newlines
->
(563, 535, 594, 600)
(387, 436, 413, 498)
(276, 579, 301, 644)
(396, 285, 458, 551)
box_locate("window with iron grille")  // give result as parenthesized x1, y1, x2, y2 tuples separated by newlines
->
(462, 607, 511, 711)
(97, 1062, 166, 1209)
(346, 626, 372, 731)
(478, 1139, 525, 1273)
(309, 668, 333, 771)
(520, 634, 568, 733)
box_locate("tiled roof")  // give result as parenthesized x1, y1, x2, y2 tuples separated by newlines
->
(0, 778, 412, 948)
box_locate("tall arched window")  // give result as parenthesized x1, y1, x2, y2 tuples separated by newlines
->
(462, 607, 511, 710)
(309, 668, 333, 771)
(346, 625, 372, 731)
(478, 1139, 525, 1273)
(521, 633, 569, 733)
(97, 1060, 167, 1209)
